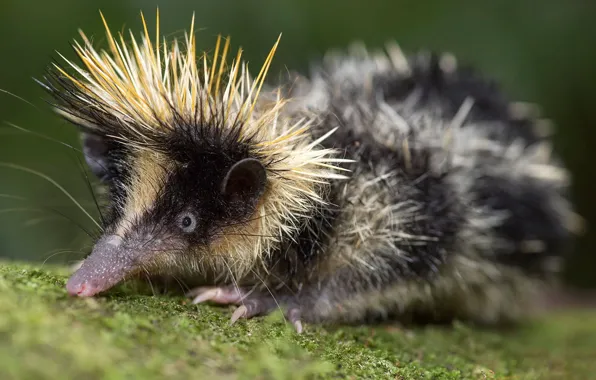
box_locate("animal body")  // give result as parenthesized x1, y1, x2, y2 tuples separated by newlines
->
(44, 11, 579, 332)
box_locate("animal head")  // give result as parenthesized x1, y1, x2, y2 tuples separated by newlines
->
(43, 10, 348, 296)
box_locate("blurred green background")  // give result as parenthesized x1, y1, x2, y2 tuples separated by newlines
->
(0, 0, 594, 287)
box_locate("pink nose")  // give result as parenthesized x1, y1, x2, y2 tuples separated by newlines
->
(66, 279, 100, 297)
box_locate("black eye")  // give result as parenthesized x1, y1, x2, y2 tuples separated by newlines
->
(178, 212, 197, 233)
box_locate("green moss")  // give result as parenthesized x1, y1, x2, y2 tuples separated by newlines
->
(1, 261, 595, 379)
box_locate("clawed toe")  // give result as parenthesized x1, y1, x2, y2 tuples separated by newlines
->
(229, 300, 305, 334)
(187, 286, 306, 333)
(229, 297, 276, 324)
(286, 306, 303, 334)
(189, 287, 221, 304)
(230, 305, 248, 324)
(186, 286, 245, 305)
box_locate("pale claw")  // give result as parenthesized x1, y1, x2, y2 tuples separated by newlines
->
(186, 286, 245, 305)
(191, 288, 221, 304)
(187, 286, 304, 332)
(286, 307, 303, 334)
(230, 305, 248, 324)
(229, 298, 277, 324)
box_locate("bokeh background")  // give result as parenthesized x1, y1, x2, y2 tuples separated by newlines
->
(0, 0, 594, 287)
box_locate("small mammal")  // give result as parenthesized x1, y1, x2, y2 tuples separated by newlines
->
(44, 11, 580, 332)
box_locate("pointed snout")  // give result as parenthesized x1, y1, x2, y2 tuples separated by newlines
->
(66, 235, 137, 297)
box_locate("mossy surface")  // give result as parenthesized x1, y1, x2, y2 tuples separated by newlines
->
(1, 261, 595, 380)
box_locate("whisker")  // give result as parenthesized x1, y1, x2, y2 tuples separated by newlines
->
(250, 268, 284, 320)
(0, 192, 99, 208)
(212, 233, 277, 239)
(0, 88, 41, 111)
(0, 207, 44, 215)
(221, 259, 244, 311)
(261, 256, 295, 295)
(0, 193, 27, 201)
(3, 121, 111, 179)
(219, 212, 273, 228)
(143, 268, 157, 297)
(4, 121, 79, 151)
(41, 248, 82, 268)
(0, 162, 102, 230)
(74, 154, 105, 226)
(170, 274, 191, 294)
(0, 192, 96, 238)
(23, 215, 62, 227)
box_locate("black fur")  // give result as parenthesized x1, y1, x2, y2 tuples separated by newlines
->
(404, 52, 542, 145)
(471, 174, 571, 274)
(47, 38, 576, 327)
(261, 48, 575, 324)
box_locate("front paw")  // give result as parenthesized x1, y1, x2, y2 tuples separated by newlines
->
(186, 286, 305, 333)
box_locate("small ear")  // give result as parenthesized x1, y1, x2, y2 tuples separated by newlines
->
(221, 158, 267, 202)
(81, 132, 110, 181)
